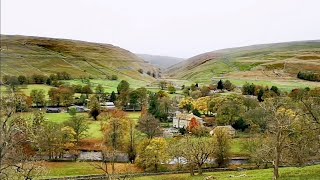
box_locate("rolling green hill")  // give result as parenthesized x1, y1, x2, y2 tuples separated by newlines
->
(0, 35, 159, 83)
(166, 41, 320, 88)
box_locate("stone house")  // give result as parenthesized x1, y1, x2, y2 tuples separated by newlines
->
(173, 111, 204, 129)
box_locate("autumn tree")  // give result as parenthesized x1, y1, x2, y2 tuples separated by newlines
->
(188, 117, 200, 133)
(48, 87, 74, 106)
(216, 100, 244, 125)
(213, 128, 231, 167)
(30, 89, 46, 107)
(289, 87, 320, 124)
(5, 75, 20, 92)
(193, 96, 211, 115)
(200, 85, 210, 96)
(117, 80, 130, 94)
(168, 85, 176, 94)
(136, 138, 168, 172)
(243, 107, 269, 132)
(175, 137, 215, 175)
(88, 95, 101, 120)
(48, 88, 61, 106)
(58, 86, 75, 106)
(242, 83, 256, 95)
(129, 90, 139, 111)
(135, 87, 148, 109)
(101, 110, 129, 174)
(64, 108, 89, 142)
(14, 93, 32, 112)
(256, 98, 319, 179)
(179, 97, 194, 113)
(159, 81, 167, 90)
(34, 121, 75, 160)
(222, 80, 234, 91)
(127, 119, 138, 163)
(137, 113, 162, 139)
(17, 75, 28, 85)
(117, 89, 130, 109)
(183, 86, 191, 96)
(190, 90, 202, 99)
(82, 84, 93, 98)
(0, 94, 44, 179)
(95, 84, 105, 101)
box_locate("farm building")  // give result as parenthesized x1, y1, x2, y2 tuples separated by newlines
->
(46, 108, 61, 113)
(101, 102, 116, 110)
(173, 111, 204, 129)
(67, 105, 90, 113)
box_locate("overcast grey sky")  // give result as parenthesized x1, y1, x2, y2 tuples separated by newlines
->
(1, 0, 320, 58)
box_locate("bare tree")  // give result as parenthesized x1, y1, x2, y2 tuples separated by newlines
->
(258, 97, 319, 180)
(176, 137, 215, 175)
(102, 110, 129, 174)
(0, 94, 44, 179)
(137, 113, 162, 139)
(89, 147, 112, 179)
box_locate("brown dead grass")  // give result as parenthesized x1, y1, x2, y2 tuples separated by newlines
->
(77, 139, 103, 151)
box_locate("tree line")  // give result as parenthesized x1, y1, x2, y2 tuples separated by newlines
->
(297, 71, 320, 82)
(1, 72, 120, 92)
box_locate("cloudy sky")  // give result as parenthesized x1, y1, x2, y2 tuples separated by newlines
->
(1, 0, 320, 58)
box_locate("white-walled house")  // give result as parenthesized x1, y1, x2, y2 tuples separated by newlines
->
(173, 111, 204, 129)
(100, 102, 116, 110)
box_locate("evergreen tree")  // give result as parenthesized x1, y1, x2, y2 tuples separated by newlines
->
(257, 89, 264, 102)
(110, 91, 117, 102)
(88, 96, 101, 120)
(117, 80, 130, 94)
(217, 80, 224, 90)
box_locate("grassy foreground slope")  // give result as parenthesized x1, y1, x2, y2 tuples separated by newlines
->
(167, 41, 320, 88)
(0, 35, 158, 83)
(134, 165, 320, 180)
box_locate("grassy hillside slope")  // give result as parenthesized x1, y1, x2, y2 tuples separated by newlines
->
(167, 41, 320, 88)
(0, 35, 158, 83)
(138, 54, 184, 69)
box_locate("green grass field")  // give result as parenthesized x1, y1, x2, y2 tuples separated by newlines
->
(134, 165, 320, 180)
(61, 79, 151, 93)
(44, 112, 103, 139)
(41, 163, 320, 179)
(127, 111, 142, 121)
(44, 111, 141, 140)
(213, 78, 320, 92)
(230, 138, 248, 157)
(42, 162, 142, 178)
(0, 84, 54, 99)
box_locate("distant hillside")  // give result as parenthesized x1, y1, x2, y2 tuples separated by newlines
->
(0, 35, 159, 83)
(137, 54, 184, 69)
(167, 41, 320, 84)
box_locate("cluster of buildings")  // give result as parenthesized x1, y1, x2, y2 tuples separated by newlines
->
(172, 111, 236, 137)
(45, 102, 116, 113)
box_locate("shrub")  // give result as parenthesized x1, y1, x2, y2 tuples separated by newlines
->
(111, 75, 118, 80)
(297, 71, 320, 82)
